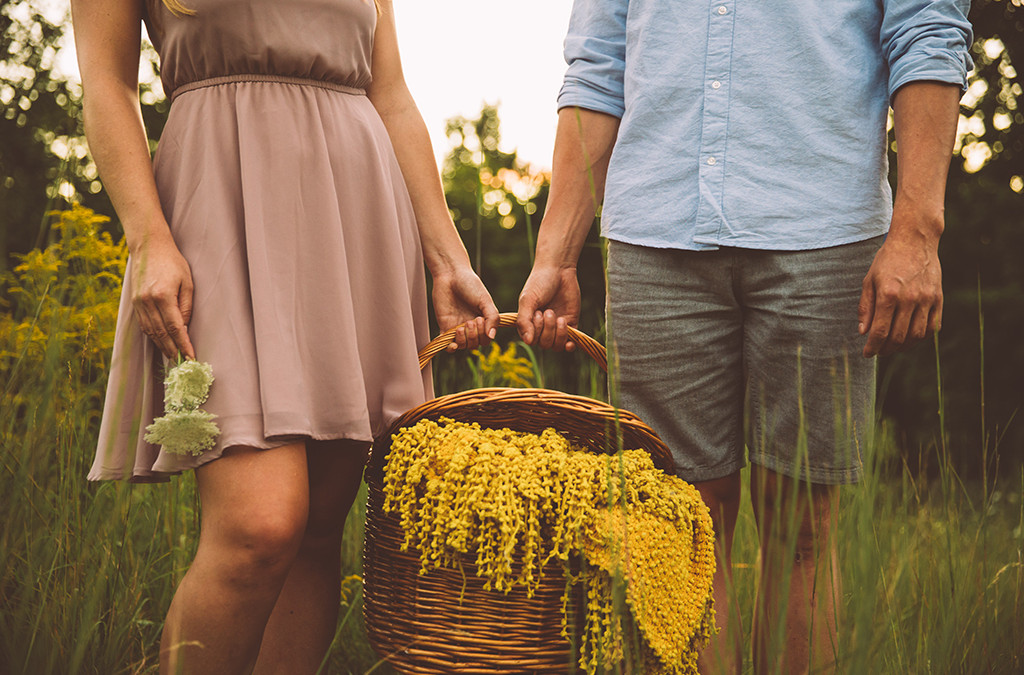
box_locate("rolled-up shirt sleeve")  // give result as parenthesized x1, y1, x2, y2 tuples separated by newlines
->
(557, 0, 629, 117)
(880, 0, 973, 100)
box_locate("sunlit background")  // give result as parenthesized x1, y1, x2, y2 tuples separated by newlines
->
(41, 0, 573, 169)
(393, 0, 571, 168)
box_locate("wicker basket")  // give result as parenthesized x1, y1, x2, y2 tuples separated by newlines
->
(363, 314, 675, 674)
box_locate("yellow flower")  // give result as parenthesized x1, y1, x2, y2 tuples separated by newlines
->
(471, 341, 536, 387)
(382, 419, 717, 674)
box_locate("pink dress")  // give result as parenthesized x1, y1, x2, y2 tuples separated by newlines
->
(89, 0, 432, 481)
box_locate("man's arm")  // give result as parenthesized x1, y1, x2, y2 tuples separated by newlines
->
(517, 0, 627, 350)
(858, 81, 962, 357)
(517, 107, 620, 350)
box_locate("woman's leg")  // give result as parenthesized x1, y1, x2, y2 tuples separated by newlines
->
(253, 439, 369, 674)
(160, 442, 310, 675)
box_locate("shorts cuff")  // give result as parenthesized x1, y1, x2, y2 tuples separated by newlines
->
(749, 452, 862, 485)
(674, 458, 747, 483)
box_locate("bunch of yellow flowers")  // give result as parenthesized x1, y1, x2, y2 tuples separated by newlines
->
(383, 418, 716, 674)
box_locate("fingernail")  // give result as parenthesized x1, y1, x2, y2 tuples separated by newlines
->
(488, 328, 496, 339)
(858, 322, 865, 334)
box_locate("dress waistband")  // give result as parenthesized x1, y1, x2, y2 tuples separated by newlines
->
(170, 74, 366, 101)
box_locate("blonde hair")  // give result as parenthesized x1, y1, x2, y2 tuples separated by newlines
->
(161, 0, 195, 16)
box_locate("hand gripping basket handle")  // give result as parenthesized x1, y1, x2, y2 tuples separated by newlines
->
(418, 312, 608, 371)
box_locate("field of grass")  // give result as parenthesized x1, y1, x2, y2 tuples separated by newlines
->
(1, 208, 1021, 674)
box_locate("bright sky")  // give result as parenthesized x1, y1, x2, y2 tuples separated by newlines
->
(394, 0, 572, 169)
(53, 0, 573, 170)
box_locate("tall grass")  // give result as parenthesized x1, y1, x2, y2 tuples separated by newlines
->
(1, 208, 1021, 673)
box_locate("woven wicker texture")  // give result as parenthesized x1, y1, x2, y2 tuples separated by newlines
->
(363, 314, 675, 673)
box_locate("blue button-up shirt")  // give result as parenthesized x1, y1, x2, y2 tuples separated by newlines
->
(559, 0, 973, 251)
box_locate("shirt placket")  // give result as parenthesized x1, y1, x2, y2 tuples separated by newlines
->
(693, 0, 736, 245)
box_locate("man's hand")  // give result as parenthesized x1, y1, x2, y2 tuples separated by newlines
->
(516, 265, 581, 351)
(515, 108, 618, 352)
(858, 204, 943, 357)
(859, 81, 960, 358)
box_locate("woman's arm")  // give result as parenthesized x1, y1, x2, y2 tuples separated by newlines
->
(366, 0, 497, 350)
(71, 0, 195, 359)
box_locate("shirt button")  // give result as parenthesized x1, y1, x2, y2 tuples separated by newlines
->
(707, 157, 717, 165)
(717, 6, 728, 14)
(712, 80, 722, 89)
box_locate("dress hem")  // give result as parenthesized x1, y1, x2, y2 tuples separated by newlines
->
(88, 429, 376, 483)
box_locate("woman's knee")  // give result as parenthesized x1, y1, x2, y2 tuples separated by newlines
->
(207, 507, 308, 589)
(195, 444, 311, 585)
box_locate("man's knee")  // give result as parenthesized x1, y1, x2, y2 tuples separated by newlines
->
(694, 471, 743, 543)
(751, 466, 838, 554)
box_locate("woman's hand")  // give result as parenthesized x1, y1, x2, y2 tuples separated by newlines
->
(131, 234, 196, 360)
(431, 267, 499, 352)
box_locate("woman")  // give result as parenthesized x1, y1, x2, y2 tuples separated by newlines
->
(72, 0, 498, 671)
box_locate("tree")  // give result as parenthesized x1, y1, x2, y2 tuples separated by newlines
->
(0, 0, 167, 270)
(0, 1, 83, 269)
(439, 104, 607, 393)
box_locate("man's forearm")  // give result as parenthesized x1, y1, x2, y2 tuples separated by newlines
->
(890, 81, 962, 241)
(857, 81, 961, 356)
(534, 107, 621, 268)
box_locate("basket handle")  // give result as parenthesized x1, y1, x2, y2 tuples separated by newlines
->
(418, 312, 607, 372)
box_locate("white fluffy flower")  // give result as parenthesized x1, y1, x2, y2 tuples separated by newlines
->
(163, 359, 215, 411)
(146, 358, 220, 455)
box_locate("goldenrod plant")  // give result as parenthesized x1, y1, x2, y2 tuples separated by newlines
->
(382, 418, 716, 674)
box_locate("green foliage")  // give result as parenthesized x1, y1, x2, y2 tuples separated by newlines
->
(0, 205, 197, 674)
(0, 1, 168, 270)
(0, 205, 126, 420)
(833, 426, 1024, 673)
(438, 105, 607, 397)
(720, 453, 1024, 674)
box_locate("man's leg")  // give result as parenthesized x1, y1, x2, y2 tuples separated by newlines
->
(695, 472, 744, 675)
(740, 236, 882, 674)
(750, 467, 840, 675)
(606, 240, 747, 674)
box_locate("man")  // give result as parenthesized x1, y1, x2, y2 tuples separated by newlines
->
(516, 1, 972, 672)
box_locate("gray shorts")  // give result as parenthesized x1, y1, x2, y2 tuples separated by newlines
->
(605, 237, 883, 485)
